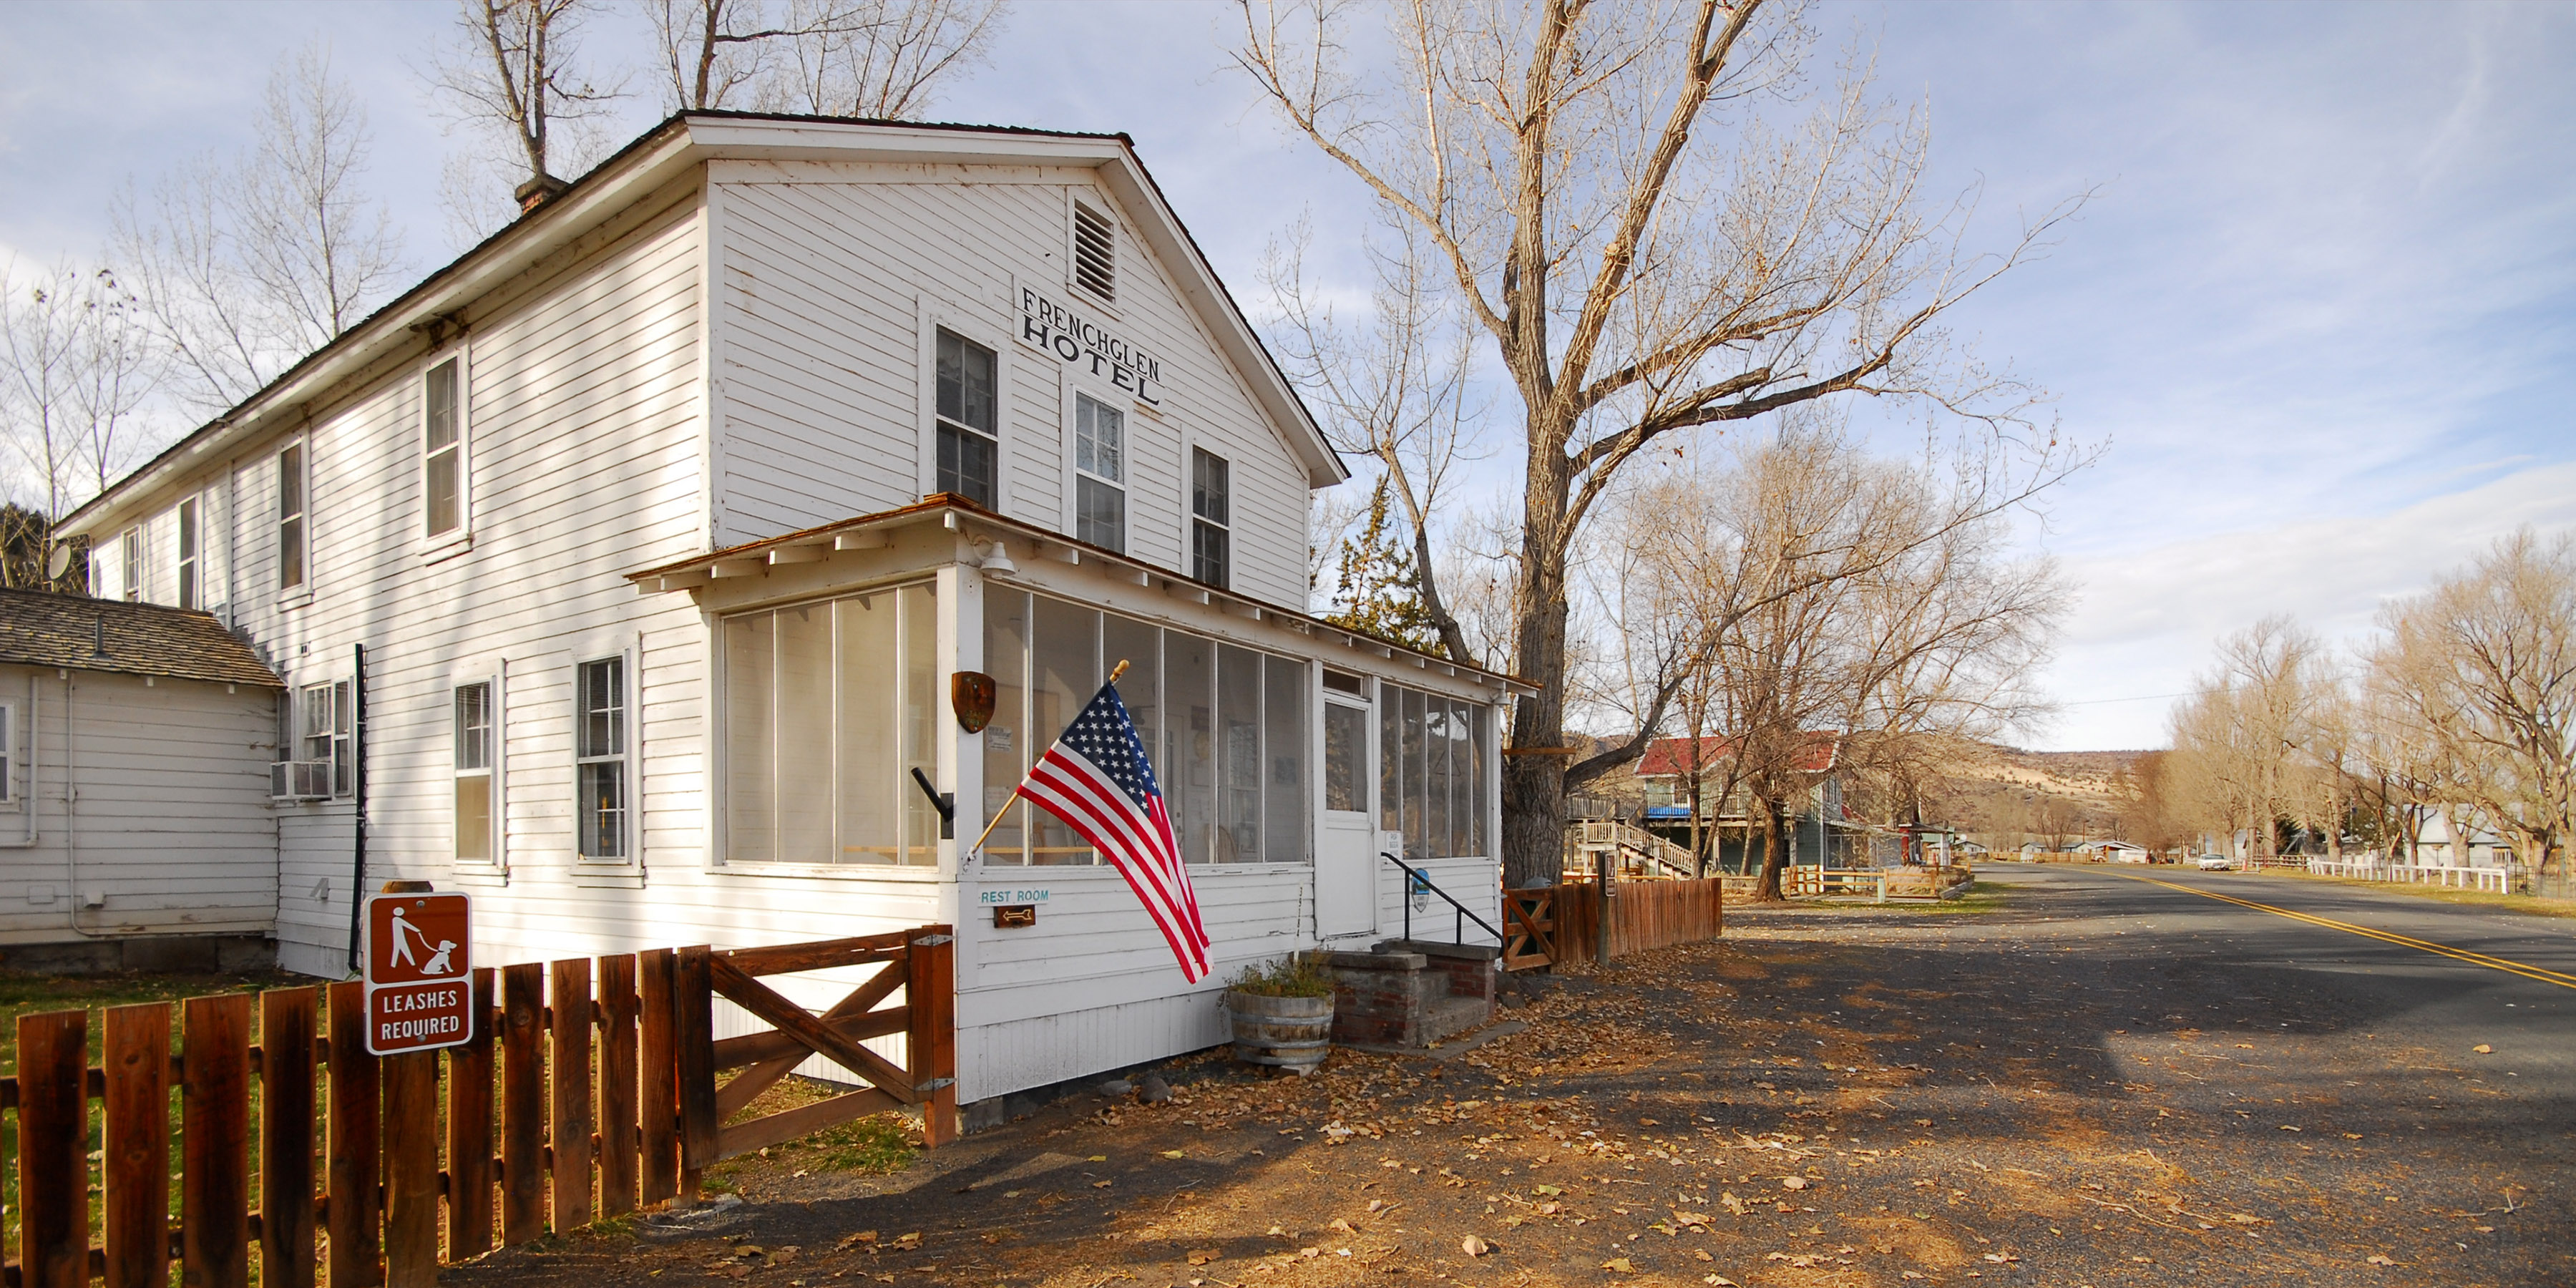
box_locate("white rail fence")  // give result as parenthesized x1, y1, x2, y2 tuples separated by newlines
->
(2309, 859, 2512, 893)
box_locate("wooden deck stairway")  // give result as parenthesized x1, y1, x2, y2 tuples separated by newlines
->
(1571, 821, 1700, 881)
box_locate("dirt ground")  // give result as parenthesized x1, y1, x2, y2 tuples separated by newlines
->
(447, 879, 2572, 1288)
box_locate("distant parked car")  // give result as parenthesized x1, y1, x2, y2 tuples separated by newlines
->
(2195, 854, 2235, 872)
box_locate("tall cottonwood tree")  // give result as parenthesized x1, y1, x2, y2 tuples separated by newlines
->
(1236, 0, 2084, 886)
(434, 0, 628, 240)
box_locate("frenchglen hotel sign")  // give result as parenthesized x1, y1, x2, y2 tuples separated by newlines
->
(1018, 284, 1172, 406)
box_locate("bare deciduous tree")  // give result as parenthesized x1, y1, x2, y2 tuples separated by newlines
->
(0, 260, 164, 580)
(723, 0, 1008, 117)
(115, 42, 404, 411)
(2371, 530, 2576, 887)
(1236, 0, 2088, 886)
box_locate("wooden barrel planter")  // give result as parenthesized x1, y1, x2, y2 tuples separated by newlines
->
(1225, 990, 1333, 1075)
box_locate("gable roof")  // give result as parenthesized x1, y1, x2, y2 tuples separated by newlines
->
(1634, 733, 1838, 779)
(64, 112, 1346, 539)
(0, 590, 281, 688)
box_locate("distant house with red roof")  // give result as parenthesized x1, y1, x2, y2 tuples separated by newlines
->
(1625, 732, 1860, 872)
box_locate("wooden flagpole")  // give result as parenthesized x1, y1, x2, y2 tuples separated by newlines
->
(965, 658, 1131, 855)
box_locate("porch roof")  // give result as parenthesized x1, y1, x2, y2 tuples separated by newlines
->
(625, 495, 1538, 698)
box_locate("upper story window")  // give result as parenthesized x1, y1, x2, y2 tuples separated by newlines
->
(1073, 394, 1126, 552)
(1191, 448, 1231, 588)
(576, 657, 628, 862)
(1072, 203, 1116, 303)
(423, 357, 464, 537)
(119, 527, 140, 602)
(277, 441, 307, 591)
(176, 497, 200, 610)
(935, 329, 997, 507)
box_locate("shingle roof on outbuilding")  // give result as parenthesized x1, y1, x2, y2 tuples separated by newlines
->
(0, 590, 282, 688)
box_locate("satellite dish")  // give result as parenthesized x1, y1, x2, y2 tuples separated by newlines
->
(44, 543, 72, 581)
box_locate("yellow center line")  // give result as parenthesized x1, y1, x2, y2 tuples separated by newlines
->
(2108, 872, 2576, 992)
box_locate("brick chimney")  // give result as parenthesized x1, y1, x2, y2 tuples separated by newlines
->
(514, 173, 570, 215)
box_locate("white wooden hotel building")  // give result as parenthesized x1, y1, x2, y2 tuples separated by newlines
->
(59, 113, 1519, 1104)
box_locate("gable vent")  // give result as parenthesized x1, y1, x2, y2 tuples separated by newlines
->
(1073, 203, 1116, 302)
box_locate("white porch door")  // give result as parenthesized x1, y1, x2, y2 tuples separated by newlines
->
(1316, 693, 1377, 939)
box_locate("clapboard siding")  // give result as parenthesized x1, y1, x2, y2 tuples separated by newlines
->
(711, 162, 1309, 607)
(1377, 855, 1503, 948)
(0, 667, 278, 943)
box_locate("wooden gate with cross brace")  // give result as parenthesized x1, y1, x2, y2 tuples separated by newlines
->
(678, 926, 959, 1168)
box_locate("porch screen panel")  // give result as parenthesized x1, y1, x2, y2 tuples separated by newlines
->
(723, 614, 776, 864)
(1103, 612, 1160, 783)
(898, 583, 940, 864)
(836, 592, 899, 864)
(1030, 596, 1100, 865)
(1447, 699, 1473, 858)
(1166, 630, 1214, 865)
(1216, 644, 1262, 862)
(1469, 703, 1490, 856)
(1426, 697, 1452, 864)
(1379, 683, 1401, 834)
(982, 589, 1030, 863)
(1264, 657, 1307, 863)
(776, 603, 835, 863)
(1400, 688, 1427, 859)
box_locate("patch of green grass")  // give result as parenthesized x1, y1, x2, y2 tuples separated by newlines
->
(808, 1113, 920, 1174)
(0, 968, 294, 1073)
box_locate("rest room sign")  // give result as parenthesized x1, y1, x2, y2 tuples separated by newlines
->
(363, 890, 474, 1056)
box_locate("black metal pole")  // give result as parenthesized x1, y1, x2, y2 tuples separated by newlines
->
(345, 644, 367, 975)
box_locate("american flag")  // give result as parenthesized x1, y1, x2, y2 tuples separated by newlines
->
(1015, 682, 1211, 981)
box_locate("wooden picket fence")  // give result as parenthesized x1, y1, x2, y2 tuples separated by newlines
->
(1543, 877, 1724, 964)
(1, 925, 955, 1288)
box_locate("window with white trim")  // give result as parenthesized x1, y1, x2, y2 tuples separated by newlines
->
(453, 680, 497, 864)
(119, 527, 140, 602)
(1072, 203, 1116, 302)
(424, 357, 464, 537)
(935, 329, 997, 507)
(1073, 394, 1126, 552)
(277, 441, 308, 591)
(273, 680, 351, 800)
(177, 497, 200, 610)
(576, 657, 628, 862)
(0, 704, 14, 803)
(1191, 448, 1230, 587)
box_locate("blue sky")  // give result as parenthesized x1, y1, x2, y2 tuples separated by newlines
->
(4, 1, 2570, 750)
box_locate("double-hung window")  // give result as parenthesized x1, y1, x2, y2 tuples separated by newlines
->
(453, 680, 496, 864)
(0, 704, 14, 803)
(176, 498, 200, 610)
(935, 330, 998, 507)
(424, 357, 464, 537)
(119, 527, 141, 602)
(576, 658, 628, 862)
(1073, 394, 1126, 552)
(1191, 448, 1231, 587)
(278, 442, 307, 591)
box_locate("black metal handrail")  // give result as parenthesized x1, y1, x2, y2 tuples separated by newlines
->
(1381, 852, 1505, 947)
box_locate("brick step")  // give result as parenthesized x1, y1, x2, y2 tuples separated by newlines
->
(1419, 995, 1491, 1046)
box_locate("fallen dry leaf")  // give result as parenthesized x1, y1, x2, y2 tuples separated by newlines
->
(1780, 1176, 1810, 1191)
(1186, 1250, 1220, 1266)
(1600, 1257, 1634, 1273)
(1161, 1149, 1185, 1159)
(1460, 1236, 1490, 1258)
(2367, 1254, 2398, 1267)
(2472, 1045, 2493, 1055)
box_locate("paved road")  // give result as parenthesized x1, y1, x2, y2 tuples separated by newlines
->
(1983, 864, 2575, 1085)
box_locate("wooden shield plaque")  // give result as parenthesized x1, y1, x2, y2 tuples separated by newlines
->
(952, 670, 997, 733)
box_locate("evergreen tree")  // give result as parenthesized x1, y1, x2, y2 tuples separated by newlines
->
(1325, 477, 1443, 655)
